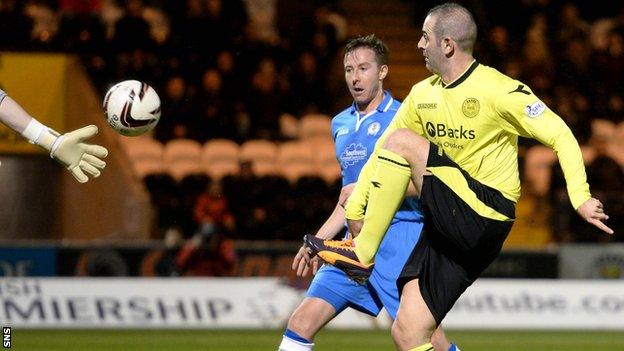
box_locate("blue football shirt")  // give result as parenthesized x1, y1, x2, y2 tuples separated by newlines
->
(331, 91, 423, 222)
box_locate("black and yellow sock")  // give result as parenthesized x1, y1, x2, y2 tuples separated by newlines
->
(355, 148, 411, 264)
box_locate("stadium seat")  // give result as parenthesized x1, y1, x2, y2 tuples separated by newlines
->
(202, 139, 240, 180)
(123, 137, 165, 179)
(310, 138, 341, 184)
(240, 139, 278, 177)
(607, 122, 624, 166)
(279, 113, 300, 139)
(591, 118, 616, 139)
(580, 145, 597, 165)
(277, 141, 316, 183)
(163, 139, 203, 181)
(589, 119, 624, 166)
(523, 145, 557, 196)
(299, 113, 332, 140)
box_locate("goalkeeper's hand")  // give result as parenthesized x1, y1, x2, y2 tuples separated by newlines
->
(39, 125, 108, 183)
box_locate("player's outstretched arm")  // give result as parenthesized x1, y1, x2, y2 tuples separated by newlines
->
(576, 197, 614, 235)
(0, 91, 108, 183)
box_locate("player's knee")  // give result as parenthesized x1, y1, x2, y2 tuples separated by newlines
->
(384, 128, 428, 159)
(286, 310, 315, 339)
(392, 314, 433, 347)
(391, 316, 413, 346)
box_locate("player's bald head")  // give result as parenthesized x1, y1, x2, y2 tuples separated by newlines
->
(427, 3, 477, 54)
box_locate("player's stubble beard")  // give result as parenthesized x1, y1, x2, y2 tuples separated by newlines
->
(355, 83, 382, 113)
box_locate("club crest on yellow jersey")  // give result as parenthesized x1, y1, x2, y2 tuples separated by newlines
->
(462, 98, 480, 118)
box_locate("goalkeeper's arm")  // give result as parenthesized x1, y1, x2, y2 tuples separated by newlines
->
(0, 89, 108, 183)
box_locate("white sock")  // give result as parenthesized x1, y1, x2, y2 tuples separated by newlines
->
(278, 335, 314, 351)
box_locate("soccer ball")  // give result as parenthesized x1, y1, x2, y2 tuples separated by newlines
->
(103, 80, 161, 136)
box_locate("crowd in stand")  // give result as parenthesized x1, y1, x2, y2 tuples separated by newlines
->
(0, 0, 348, 142)
(0, 0, 622, 251)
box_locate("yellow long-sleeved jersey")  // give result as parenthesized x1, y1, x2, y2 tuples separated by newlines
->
(345, 61, 590, 220)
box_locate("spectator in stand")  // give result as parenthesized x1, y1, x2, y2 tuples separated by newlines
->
(58, 0, 105, 53)
(522, 13, 554, 80)
(215, 49, 243, 98)
(242, 0, 280, 46)
(480, 25, 518, 71)
(246, 57, 288, 139)
(116, 48, 157, 84)
(194, 180, 236, 235)
(557, 36, 592, 97)
(290, 51, 328, 115)
(551, 118, 622, 242)
(154, 75, 196, 142)
(177, 180, 237, 276)
(590, 27, 624, 120)
(175, 228, 237, 276)
(552, 86, 591, 144)
(0, 0, 33, 50)
(111, 0, 151, 54)
(556, 3, 590, 49)
(196, 67, 234, 141)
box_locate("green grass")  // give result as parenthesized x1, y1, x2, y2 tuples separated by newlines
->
(10, 329, 624, 350)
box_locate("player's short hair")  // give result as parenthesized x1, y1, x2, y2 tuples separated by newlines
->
(344, 34, 389, 66)
(427, 2, 477, 54)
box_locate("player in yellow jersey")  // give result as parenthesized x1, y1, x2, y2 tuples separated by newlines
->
(305, 3, 614, 350)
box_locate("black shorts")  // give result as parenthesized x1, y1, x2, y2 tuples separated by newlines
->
(398, 143, 515, 324)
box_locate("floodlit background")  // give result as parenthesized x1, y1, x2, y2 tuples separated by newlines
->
(0, 0, 623, 350)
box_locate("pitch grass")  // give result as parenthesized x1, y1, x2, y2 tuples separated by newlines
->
(12, 329, 624, 350)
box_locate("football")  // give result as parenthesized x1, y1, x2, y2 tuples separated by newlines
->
(103, 80, 161, 136)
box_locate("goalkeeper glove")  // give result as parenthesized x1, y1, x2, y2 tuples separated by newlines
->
(23, 119, 108, 183)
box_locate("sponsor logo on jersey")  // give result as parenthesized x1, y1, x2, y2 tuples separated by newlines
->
(367, 122, 381, 136)
(339, 143, 367, 168)
(462, 97, 480, 118)
(425, 122, 475, 139)
(525, 101, 546, 118)
(336, 128, 349, 137)
(417, 103, 437, 109)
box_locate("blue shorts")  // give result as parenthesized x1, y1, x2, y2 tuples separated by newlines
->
(306, 220, 423, 319)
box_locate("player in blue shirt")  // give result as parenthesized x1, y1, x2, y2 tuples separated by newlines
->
(278, 35, 459, 351)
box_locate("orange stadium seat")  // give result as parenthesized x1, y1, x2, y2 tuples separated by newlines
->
(277, 141, 315, 183)
(240, 139, 279, 177)
(123, 137, 165, 179)
(607, 122, 624, 166)
(310, 138, 341, 184)
(202, 139, 240, 180)
(279, 113, 300, 139)
(523, 145, 557, 196)
(163, 138, 202, 181)
(299, 113, 332, 140)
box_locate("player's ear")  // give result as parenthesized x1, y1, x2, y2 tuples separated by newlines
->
(378, 64, 388, 80)
(442, 37, 454, 55)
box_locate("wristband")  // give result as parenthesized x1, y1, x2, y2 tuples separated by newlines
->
(21, 118, 59, 153)
(21, 118, 47, 144)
